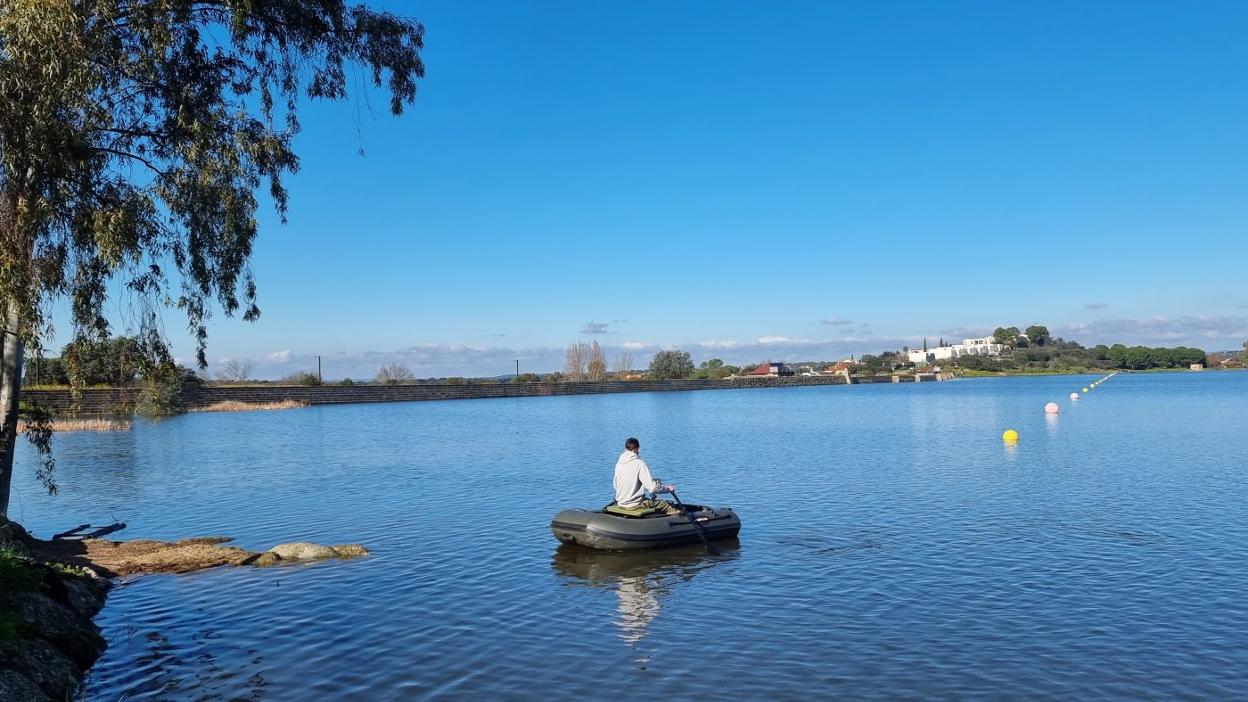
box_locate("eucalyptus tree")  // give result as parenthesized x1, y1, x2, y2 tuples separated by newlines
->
(0, 0, 425, 515)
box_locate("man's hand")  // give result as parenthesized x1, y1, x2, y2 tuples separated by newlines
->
(663, 484, 676, 494)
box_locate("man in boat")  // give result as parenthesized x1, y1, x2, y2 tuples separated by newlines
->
(613, 437, 682, 516)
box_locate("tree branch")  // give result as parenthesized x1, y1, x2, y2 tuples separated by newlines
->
(92, 147, 167, 176)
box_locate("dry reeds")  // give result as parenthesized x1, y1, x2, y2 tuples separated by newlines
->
(189, 400, 308, 413)
(17, 417, 133, 432)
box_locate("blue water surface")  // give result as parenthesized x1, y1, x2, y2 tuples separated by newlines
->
(11, 372, 1248, 700)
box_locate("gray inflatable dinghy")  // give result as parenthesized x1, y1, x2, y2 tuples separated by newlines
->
(550, 502, 741, 551)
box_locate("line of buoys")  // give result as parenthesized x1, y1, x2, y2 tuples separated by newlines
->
(1004, 371, 1121, 444)
(1078, 371, 1116, 400)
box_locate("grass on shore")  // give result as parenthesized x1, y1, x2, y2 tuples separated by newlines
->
(16, 417, 132, 432)
(0, 547, 92, 642)
(0, 547, 44, 592)
(0, 547, 46, 643)
(189, 400, 308, 413)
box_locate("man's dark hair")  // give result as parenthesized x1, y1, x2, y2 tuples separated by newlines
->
(625, 437, 640, 451)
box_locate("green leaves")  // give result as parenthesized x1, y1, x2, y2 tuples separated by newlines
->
(648, 350, 695, 380)
(0, 0, 425, 370)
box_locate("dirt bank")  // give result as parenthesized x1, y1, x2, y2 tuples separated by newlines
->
(1, 519, 109, 702)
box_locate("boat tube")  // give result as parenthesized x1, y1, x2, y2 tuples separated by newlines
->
(550, 502, 741, 551)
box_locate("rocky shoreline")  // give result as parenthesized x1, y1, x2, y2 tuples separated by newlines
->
(0, 517, 367, 700)
(1, 519, 109, 701)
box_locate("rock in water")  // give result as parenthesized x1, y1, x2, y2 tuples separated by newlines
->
(269, 542, 335, 560)
(266, 542, 369, 562)
(329, 545, 369, 558)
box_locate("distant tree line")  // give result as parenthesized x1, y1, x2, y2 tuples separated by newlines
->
(34, 331, 1229, 391)
(946, 339, 1207, 373)
(690, 358, 739, 380)
(20, 335, 206, 417)
(836, 323, 1217, 376)
(24, 337, 143, 386)
(852, 351, 909, 376)
(991, 325, 1052, 348)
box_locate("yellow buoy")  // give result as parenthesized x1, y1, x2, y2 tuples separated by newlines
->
(1002, 429, 1019, 443)
(1082, 387, 1089, 392)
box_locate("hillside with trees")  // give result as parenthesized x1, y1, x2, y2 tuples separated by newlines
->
(945, 325, 1208, 373)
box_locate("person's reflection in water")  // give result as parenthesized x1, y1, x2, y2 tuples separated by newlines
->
(551, 541, 740, 666)
(614, 574, 660, 646)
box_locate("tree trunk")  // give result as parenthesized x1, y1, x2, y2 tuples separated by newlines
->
(0, 305, 25, 518)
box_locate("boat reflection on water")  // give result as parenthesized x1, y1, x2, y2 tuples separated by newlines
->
(551, 540, 741, 663)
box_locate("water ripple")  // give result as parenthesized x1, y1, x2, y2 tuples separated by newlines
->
(6, 373, 1248, 699)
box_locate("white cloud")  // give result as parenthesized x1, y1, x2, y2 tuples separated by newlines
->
(580, 322, 611, 334)
(819, 316, 853, 326)
(1084, 302, 1109, 310)
(1057, 316, 1248, 346)
(196, 313, 1248, 382)
(225, 334, 925, 381)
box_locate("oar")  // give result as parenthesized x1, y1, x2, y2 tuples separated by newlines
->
(669, 490, 719, 556)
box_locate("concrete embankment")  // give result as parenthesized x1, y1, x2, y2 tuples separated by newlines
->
(24, 373, 955, 416)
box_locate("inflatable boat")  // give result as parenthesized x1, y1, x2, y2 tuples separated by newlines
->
(550, 502, 741, 551)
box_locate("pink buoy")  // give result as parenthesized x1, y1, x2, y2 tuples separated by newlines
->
(1045, 402, 1060, 414)
(1069, 392, 1079, 400)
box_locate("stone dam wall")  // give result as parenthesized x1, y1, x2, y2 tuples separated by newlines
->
(22, 372, 953, 416)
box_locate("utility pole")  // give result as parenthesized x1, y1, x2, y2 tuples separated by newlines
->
(317, 355, 322, 383)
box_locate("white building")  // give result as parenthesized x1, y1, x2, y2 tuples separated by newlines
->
(907, 337, 1004, 365)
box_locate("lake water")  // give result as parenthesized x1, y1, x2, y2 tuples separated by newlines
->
(10, 373, 1248, 700)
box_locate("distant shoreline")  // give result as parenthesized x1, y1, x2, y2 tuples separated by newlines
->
(959, 367, 1242, 379)
(23, 374, 941, 416)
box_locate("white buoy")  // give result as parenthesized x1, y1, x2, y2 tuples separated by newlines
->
(1070, 392, 1079, 400)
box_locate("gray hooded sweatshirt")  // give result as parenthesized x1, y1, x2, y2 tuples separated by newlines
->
(613, 450, 663, 507)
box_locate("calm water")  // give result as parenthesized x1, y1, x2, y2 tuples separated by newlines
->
(11, 373, 1248, 700)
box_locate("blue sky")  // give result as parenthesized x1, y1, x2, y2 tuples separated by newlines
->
(63, 1, 1248, 378)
